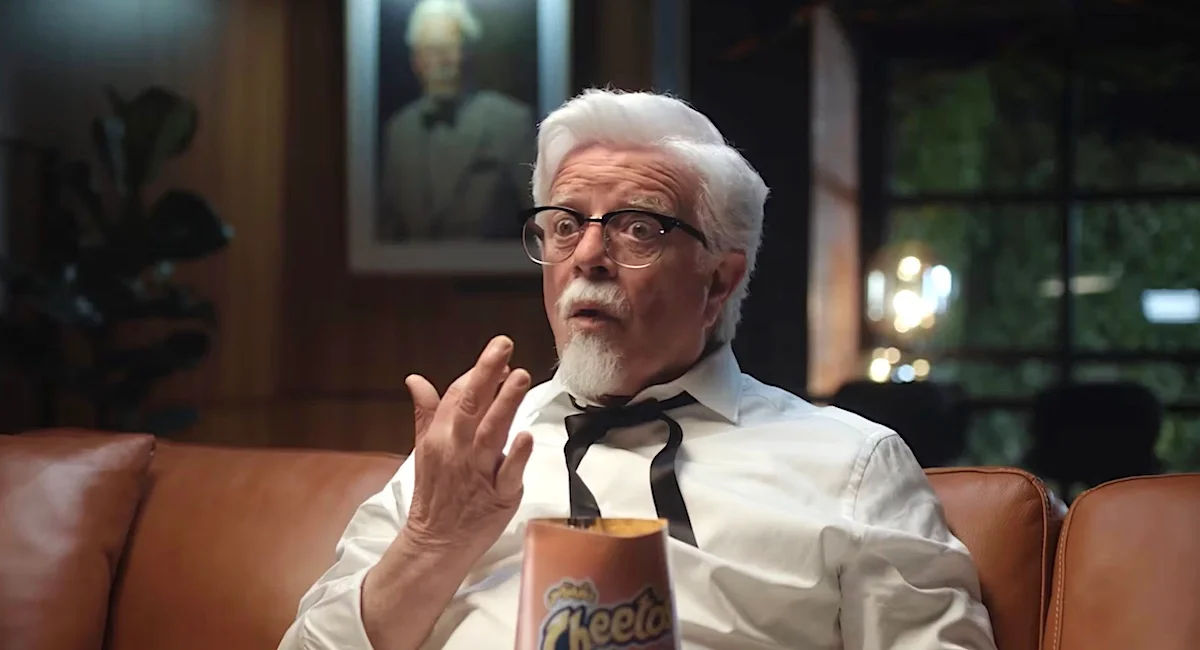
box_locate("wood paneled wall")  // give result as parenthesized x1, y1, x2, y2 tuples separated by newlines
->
(1, 0, 660, 453)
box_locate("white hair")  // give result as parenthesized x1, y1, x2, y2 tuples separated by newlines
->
(405, 0, 482, 46)
(531, 89, 770, 343)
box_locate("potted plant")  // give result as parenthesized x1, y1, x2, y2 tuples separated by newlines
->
(0, 86, 233, 435)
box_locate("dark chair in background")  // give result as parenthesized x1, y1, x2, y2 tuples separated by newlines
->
(831, 380, 968, 467)
(1024, 381, 1163, 495)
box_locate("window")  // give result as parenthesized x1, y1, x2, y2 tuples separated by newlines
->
(890, 57, 1059, 195)
(1075, 201, 1200, 351)
(864, 18, 1200, 472)
(885, 205, 1061, 350)
(1074, 41, 1200, 191)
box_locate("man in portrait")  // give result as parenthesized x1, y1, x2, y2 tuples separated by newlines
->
(377, 0, 536, 242)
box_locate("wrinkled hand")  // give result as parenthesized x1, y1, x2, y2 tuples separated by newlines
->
(404, 335, 535, 554)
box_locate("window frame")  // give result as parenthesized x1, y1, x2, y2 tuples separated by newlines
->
(855, 16, 1200, 417)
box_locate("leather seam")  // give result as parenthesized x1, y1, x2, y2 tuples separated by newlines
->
(926, 466, 1042, 480)
(1051, 515, 1066, 650)
(1051, 492, 1086, 650)
(1034, 473, 1052, 650)
(928, 466, 1053, 650)
(1045, 474, 1200, 650)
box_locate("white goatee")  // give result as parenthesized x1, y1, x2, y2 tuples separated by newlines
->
(557, 334, 623, 400)
(554, 279, 632, 400)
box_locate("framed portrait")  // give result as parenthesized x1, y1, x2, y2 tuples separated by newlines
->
(346, 0, 572, 274)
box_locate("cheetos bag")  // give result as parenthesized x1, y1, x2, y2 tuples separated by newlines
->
(515, 518, 680, 650)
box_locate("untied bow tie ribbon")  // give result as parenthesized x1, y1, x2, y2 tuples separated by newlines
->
(562, 392, 699, 546)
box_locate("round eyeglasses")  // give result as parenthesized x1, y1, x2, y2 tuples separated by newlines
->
(519, 206, 709, 269)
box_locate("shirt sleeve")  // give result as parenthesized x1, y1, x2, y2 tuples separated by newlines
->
(277, 458, 415, 650)
(838, 432, 998, 650)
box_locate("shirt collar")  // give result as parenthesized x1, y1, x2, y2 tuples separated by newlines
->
(528, 343, 742, 424)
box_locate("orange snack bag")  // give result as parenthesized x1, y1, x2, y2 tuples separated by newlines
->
(515, 518, 679, 650)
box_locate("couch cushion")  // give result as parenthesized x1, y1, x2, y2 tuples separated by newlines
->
(926, 467, 1066, 650)
(0, 430, 155, 650)
(1044, 473, 1200, 650)
(106, 441, 404, 650)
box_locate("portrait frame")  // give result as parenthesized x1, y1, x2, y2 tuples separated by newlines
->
(345, 0, 572, 275)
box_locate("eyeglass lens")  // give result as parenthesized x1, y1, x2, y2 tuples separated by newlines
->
(523, 209, 666, 266)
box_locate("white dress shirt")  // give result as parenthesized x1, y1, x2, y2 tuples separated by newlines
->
(279, 345, 997, 649)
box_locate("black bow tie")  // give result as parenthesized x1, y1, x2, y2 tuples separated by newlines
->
(422, 101, 458, 129)
(563, 393, 699, 546)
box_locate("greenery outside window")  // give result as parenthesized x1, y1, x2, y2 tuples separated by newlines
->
(872, 28, 1200, 472)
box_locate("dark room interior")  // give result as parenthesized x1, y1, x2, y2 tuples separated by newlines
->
(2, 2, 1198, 649)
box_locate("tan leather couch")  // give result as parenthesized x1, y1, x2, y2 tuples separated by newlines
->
(2, 429, 1197, 650)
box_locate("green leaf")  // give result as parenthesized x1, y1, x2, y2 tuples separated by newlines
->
(98, 282, 217, 326)
(91, 116, 126, 190)
(1, 258, 104, 328)
(119, 87, 199, 191)
(95, 330, 211, 409)
(147, 190, 232, 261)
(60, 161, 111, 238)
(78, 215, 155, 278)
(73, 273, 142, 323)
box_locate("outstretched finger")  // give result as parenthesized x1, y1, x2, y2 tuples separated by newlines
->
(405, 374, 441, 446)
(446, 335, 514, 435)
(476, 368, 531, 456)
(495, 431, 534, 497)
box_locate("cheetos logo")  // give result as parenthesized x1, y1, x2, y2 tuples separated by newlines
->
(539, 579, 673, 650)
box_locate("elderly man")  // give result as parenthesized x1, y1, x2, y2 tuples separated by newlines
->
(377, 0, 534, 242)
(280, 89, 996, 649)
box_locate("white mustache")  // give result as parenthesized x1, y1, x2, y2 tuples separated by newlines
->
(556, 279, 631, 321)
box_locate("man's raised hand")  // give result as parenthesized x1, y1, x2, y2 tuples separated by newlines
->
(403, 335, 535, 554)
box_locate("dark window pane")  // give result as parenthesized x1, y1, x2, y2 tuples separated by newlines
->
(1158, 415, 1200, 473)
(931, 359, 1057, 399)
(1075, 362, 1200, 402)
(958, 404, 1200, 479)
(961, 409, 1032, 468)
(1074, 202, 1200, 351)
(848, 359, 1048, 468)
(1074, 362, 1200, 473)
(955, 378, 1200, 478)
(882, 205, 1061, 349)
(931, 358, 1049, 469)
(889, 58, 1060, 194)
(1075, 46, 1200, 190)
